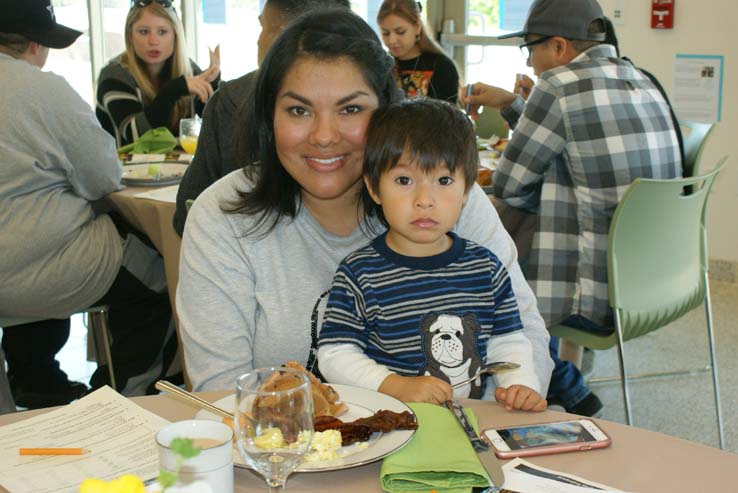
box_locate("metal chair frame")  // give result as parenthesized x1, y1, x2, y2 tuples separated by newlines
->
(549, 158, 727, 449)
(0, 306, 117, 402)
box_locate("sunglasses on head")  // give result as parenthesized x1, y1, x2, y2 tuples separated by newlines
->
(131, 0, 173, 8)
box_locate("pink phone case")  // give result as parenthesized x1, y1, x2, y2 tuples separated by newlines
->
(482, 419, 612, 459)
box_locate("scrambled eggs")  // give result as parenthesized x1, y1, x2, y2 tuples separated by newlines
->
(253, 428, 345, 462)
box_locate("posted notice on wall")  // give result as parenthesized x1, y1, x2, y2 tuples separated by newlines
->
(672, 54, 724, 123)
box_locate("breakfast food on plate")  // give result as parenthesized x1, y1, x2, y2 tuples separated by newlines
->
(314, 410, 418, 446)
(477, 168, 492, 186)
(283, 361, 348, 417)
(254, 362, 347, 418)
(492, 138, 508, 152)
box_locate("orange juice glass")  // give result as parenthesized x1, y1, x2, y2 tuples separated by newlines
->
(179, 117, 201, 155)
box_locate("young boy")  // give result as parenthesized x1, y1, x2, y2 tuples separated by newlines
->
(317, 98, 546, 412)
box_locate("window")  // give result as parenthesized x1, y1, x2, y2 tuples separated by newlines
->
(195, 0, 260, 82)
(46, 0, 92, 105)
(466, 0, 533, 91)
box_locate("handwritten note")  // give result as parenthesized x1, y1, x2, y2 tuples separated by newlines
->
(0, 386, 169, 493)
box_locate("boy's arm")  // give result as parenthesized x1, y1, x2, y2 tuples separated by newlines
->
(485, 332, 540, 394)
(318, 343, 393, 390)
(483, 255, 541, 395)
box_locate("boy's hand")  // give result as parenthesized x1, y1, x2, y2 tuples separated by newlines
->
(379, 374, 452, 404)
(495, 385, 547, 412)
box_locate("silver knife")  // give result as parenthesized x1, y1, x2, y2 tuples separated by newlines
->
(445, 399, 504, 491)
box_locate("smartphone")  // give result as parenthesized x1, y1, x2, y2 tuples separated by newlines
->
(482, 419, 611, 459)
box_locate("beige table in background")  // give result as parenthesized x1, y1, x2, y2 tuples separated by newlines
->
(107, 185, 189, 385)
(2, 392, 735, 493)
(108, 185, 181, 316)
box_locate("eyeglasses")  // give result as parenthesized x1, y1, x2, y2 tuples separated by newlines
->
(131, 0, 173, 9)
(518, 36, 553, 61)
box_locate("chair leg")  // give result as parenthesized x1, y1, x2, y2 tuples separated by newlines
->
(614, 310, 633, 425)
(89, 310, 117, 391)
(703, 275, 724, 449)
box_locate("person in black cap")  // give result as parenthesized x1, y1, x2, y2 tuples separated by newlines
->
(462, 0, 681, 417)
(0, 0, 177, 409)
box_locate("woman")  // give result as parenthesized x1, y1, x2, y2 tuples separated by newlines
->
(96, 0, 219, 147)
(377, 0, 459, 103)
(177, 9, 553, 395)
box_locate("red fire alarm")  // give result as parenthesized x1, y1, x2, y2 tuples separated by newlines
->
(652, 0, 675, 29)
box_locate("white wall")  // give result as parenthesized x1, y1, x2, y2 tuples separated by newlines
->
(598, 0, 737, 263)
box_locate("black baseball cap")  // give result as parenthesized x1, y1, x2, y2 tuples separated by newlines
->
(0, 0, 83, 49)
(498, 0, 606, 41)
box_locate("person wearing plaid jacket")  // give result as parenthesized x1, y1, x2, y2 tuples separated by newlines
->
(463, 0, 681, 416)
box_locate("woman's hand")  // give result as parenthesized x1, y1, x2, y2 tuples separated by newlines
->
(513, 74, 535, 100)
(206, 44, 221, 82)
(185, 46, 220, 103)
(379, 374, 453, 404)
(185, 72, 215, 103)
(494, 385, 547, 412)
(461, 82, 518, 120)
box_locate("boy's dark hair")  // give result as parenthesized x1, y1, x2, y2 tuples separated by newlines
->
(362, 97, 479, 227)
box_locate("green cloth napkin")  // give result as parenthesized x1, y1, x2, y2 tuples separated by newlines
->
(117, 127, 177, 154)
(380, 403, 490, 493)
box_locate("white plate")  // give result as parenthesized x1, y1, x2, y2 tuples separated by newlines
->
(195, 384, 416, 472)
(121, 163, 187, 186)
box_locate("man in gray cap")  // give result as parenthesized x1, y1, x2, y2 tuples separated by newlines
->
(0, 0, 176, 409)
(464, 0, 681, 416)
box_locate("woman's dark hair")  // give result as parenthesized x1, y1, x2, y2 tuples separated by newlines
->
(228, 8, 400, 234)
(361, 97, 479, 229)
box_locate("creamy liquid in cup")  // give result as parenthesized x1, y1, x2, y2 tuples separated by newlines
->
(190, 437, 226, 450)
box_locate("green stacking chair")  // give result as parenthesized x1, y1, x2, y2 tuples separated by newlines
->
(475, 108, 509, 140)
(680, 121, 715, 177)
(549, 157, 727, 449)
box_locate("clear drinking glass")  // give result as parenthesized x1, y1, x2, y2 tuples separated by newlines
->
(235, 368, 314, 493)
(179, 117, 201, 155)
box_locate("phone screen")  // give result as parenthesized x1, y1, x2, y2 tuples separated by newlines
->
(495, 421, 596, 450)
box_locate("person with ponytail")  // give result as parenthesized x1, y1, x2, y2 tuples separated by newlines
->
(377, 0, 460, 104)
(96, 0, 220, 147)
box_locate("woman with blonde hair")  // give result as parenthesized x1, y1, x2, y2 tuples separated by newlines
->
(96, 0, 219, 147)
(377, 0, 459, 103)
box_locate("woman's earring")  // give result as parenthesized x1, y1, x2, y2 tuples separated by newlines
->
(415, 34, 420, 43)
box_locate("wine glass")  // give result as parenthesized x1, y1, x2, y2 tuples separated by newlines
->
(179, 117, 201, 155)
(235, 368, 314, 493)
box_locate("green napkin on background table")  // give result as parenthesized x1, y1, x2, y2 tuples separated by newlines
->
(117, 127, 177, 154)
(380, 402, 491, 493)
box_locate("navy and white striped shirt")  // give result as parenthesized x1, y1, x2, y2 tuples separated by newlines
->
(319, 232, 524, 385)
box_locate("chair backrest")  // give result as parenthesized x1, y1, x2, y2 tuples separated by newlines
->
(475, 108, 509, 140)
(607, 157, 727, 340)
(680, 121, 715, 177)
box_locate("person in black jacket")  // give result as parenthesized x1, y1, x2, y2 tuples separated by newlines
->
(96, 0, 220, 147)
(172, 0, 351, 236)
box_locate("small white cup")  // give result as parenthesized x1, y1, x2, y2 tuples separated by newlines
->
(156, 420, 234, 493)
